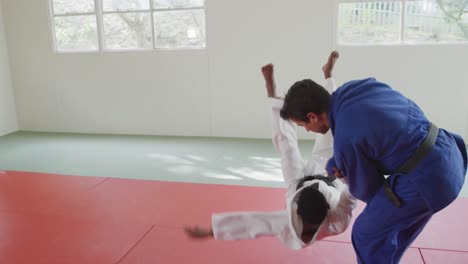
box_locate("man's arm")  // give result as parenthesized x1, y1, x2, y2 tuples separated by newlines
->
(262, 64, 309, 189)
(185, 210, 288, 241)
(335, 140, 385, 203)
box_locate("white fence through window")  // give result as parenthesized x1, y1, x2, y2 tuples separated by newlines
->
(338, 0, 468, 44)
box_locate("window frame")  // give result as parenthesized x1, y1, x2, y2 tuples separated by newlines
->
(48, 0, 207, 53)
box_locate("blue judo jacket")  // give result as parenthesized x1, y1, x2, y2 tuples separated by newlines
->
(327, 78, 467, 212)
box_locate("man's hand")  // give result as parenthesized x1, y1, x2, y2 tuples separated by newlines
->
(332, 166, 344, 179)
(322, 51, 339, 79)
(184, 226, 214, 239)
(261, 63, 277, 98)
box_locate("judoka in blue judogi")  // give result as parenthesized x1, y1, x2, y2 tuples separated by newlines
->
(280, 54, 467, 264)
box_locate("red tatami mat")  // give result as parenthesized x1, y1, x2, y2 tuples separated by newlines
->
(62, 177, 286, 227)
(420, 249, 468, 264)
(412, 198, 468, 251)
(119, 227, 424, 264)
(0, 170, 105, 213)
(0, 210, 152, 264)
(0, 170, 466, 263)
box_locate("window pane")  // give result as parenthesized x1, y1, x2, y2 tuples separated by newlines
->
(54, 15, 98, 52)
(103, 12, 153, 50)
(52, 0, 95, 14)
(339, 2, 401, 44)
(405, 0, 468, 43)
(153, 10, 205, 48)
(153, 0, 204, 9)
(103, 0, 150, 12)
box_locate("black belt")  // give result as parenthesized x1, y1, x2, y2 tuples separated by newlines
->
(383, 123, 439, 208)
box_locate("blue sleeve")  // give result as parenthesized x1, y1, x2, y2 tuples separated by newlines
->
(335, 141, 385, 203)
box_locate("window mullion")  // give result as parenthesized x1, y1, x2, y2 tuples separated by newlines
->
(53, 12, 96, 17)
(101, 9, 151, 15)
(95, 0, 105, 51)
(401, 0, 406, 44)
(150, 0, 156, 49)
(48, 0, 59, 52)
(154, 7, 204, 12)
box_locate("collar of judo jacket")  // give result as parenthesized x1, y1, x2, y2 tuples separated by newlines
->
(287, 179, 342, 246)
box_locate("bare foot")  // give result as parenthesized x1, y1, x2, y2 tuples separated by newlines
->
(322, 51, 339, 79)
(261, 64, 276, 98)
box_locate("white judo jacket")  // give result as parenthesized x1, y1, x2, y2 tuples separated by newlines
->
(211, 79, 357, 250)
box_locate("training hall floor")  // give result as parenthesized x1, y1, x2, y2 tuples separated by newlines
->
(1, 131, 467, 264)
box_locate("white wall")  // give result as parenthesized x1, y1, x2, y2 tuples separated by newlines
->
(0, 0, 17, 136)
(2, 0, 467, 140)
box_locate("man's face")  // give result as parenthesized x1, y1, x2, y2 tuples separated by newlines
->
(291, 119, 319, 133)
(291, 112, 329, 134)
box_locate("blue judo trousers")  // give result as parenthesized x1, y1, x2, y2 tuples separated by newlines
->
(326, 78, 467, 264)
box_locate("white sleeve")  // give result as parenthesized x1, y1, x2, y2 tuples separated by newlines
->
(271, 98, 307, 190)
(212, 210, 288, 240)
(324, 78, 337, 93)
(325, 181, 357, 235)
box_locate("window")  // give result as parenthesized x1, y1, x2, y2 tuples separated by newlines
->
(49, 0, 206, 52)
(50, 0, 98, 52)
(337, 0, 468, 45)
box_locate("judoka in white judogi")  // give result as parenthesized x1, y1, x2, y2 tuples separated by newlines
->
(211, 79, 356, 250)
(185, 55, 356, 250)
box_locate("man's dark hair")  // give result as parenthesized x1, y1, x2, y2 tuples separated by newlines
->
(280, 79, 331, 122)
(296, 174, 332, 225)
